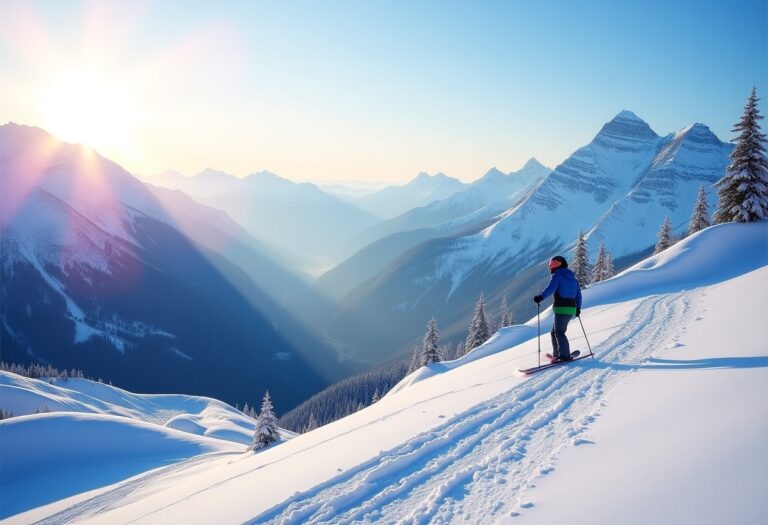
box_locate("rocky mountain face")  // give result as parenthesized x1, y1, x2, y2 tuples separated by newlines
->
(323, 111, 732, 362)
(0, 124, 339, 412)
(318, 160, 550, 303)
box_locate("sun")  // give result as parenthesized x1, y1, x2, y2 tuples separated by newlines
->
(37, 67, 140, 160)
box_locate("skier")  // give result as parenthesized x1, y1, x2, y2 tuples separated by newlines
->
(533, 255, 582, 363)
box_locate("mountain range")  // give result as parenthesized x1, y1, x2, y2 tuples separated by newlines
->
(322, 111, 733, 362)
(0, 123, 340, 412)
(316, 159, 551, 303)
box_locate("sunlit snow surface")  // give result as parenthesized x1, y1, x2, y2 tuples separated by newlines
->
(2, 221, 767, 524)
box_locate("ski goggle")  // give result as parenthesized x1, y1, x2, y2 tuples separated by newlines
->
(549, 259, 562, 271)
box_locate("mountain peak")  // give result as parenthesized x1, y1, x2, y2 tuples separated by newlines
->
(523, 157, 543, 169)
(594, 110, 658, 146)
(614, 109, 644, 122)
(411, 172, 451, 185)
(480, 167, 507, 181)
(196, 168, 237, 181)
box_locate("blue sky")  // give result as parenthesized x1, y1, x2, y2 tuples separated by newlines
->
(1, 0, 765, 182)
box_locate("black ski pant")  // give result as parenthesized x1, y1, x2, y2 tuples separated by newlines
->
(550, 313, 573, 359)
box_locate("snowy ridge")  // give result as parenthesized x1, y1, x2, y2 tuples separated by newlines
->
(6, 222, 766, 524)
(426, 111, 731, 294)
(0, 373, 260, 440)
(354, 172, 467, 220)
(0, 372, 301, 518)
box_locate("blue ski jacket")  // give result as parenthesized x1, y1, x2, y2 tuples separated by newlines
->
(539, 267, 582, 315)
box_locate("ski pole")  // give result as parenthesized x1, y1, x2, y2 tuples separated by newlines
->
(578, 316, 594, 358)
(537, 303, 541, 368)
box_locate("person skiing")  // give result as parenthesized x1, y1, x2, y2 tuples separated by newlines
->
(533, 255, 582, 363)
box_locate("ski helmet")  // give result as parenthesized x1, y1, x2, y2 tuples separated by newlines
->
(549, 255, 568, 272)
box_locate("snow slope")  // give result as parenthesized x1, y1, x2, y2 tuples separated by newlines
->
(0, 373, 260, 443)
(0, 374, 301, 518)
(5, 222, 767, 524)
(0, 413, 242, 519)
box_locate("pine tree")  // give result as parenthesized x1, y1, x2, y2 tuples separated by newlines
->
(422, 318, 441, 365)
(688, 184, 711, 235)
(304, 412, 319, 432)
(464, 293, 491, 352)
(408, 346, 421, 373)
(250, 391, 279, 450)
(592, 242, 609, 283)
(499, 295, 513, 327)
(371, 389, 380, 404)
(572, 230, 591, 287)
(714, 87, 768, 223)
(606, 253, 615, 279)
(654, 216, 673, 254)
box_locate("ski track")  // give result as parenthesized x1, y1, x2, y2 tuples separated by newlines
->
(30, 292, 693, 525)
(250, 292, 692, 524)
(30, 452, 235, 525)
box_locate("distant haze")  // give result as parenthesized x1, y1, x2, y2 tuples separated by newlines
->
(0, 1, 765, 182)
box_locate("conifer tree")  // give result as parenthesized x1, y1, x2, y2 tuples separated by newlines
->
(371, 389, 380, 404)
(304, 413, 319, 432)
(572, 230, 591, 287)
(251, 391, 279, 450)
(592, 242, 609, 283)
(714, 87, 768, 223)
(688, 184, 711, 235)
(606, 253, 615, 279)
(654, 216, 673, 254)
(464, 293, 491, 352)
(499, 295, 513, 327)
(408, 346, 421, 373)
(422, 318, 441, 365)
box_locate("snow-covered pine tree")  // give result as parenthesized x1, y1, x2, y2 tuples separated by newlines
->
(242, 402, 251, 417)
(304, 412, 319, 433)
(408, 346, 421, 373)
(250, 391, 279, 450)
(499, 295, 513, 327)
(464, 293, 491, 352)
(714, 87, 768, 223)
(591, 242, 609, 283)
(572, 230, 591, 287)
(422, 318, 441, 365)
(606, 253, 615, 279)
(371, 389, 380, 404)
(654, 216, 673, 254)
(688, 184, 711, 235)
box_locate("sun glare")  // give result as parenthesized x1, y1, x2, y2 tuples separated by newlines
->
(37, 68, 140, 161)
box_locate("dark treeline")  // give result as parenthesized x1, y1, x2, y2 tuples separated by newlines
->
(280, 359, 408, 432)
(1, 361, 88, 381)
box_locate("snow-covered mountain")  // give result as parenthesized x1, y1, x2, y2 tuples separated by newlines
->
(351, 160, 550, 255)
(146, 168, 241, 199)
(324, 111, 733, 361)
(317, 160, 550, 302)
(352, 172, 467, 220)
(0, 123, 337, 411)
(169, 170, 381, 265)
(5, 221, 765, 524)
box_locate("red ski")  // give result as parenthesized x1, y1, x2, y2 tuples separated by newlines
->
(518, 350, 593, 375)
